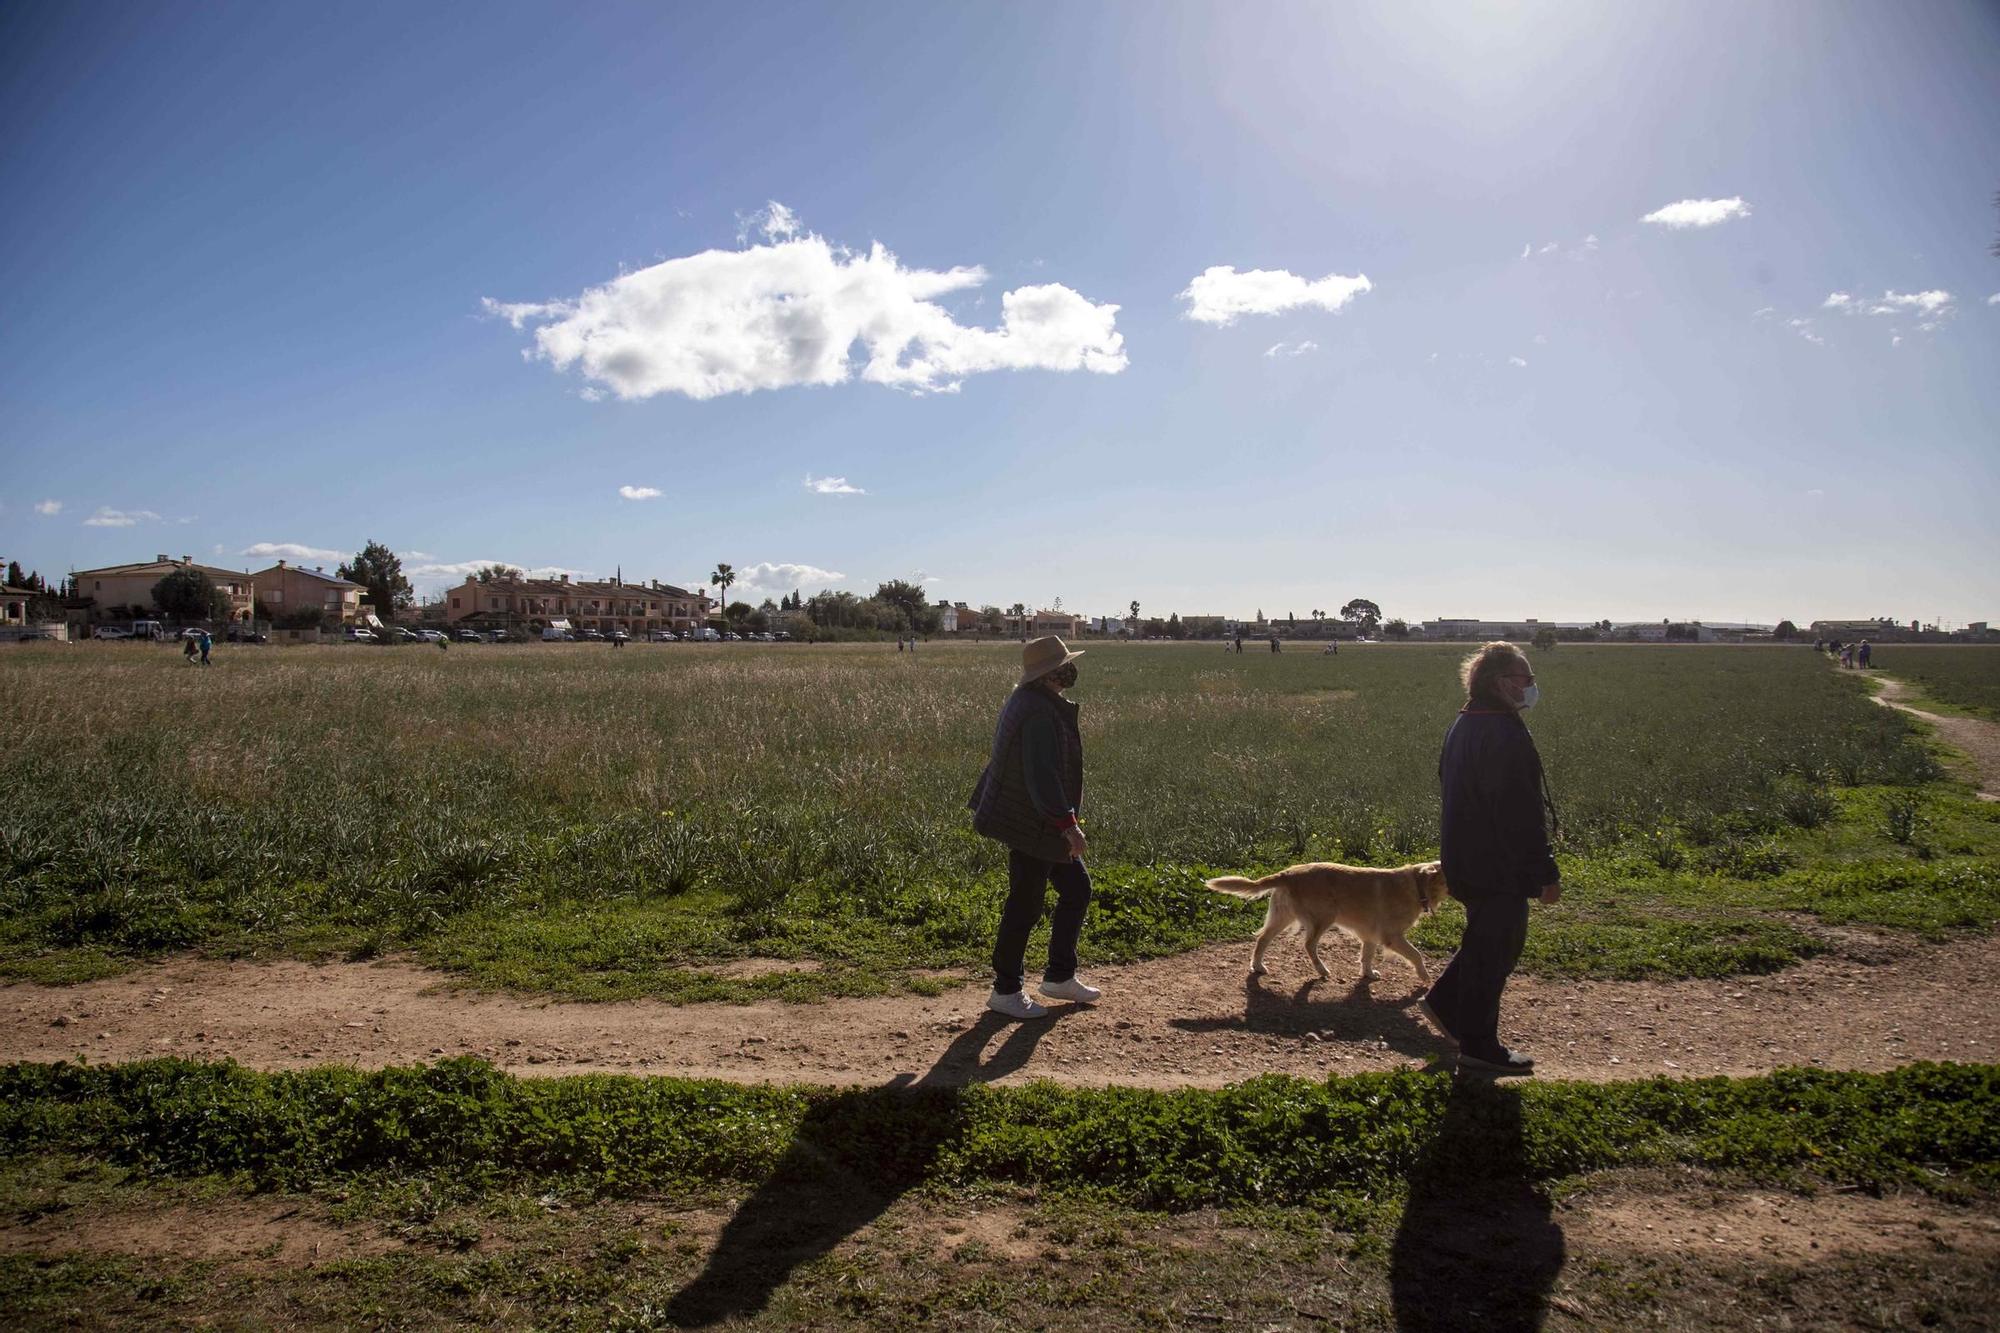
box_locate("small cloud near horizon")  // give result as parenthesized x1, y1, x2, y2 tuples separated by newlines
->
(619, 485, 662, 500)
(241, 541, 346, 561)
(34, 499, 62, 515)
(83, 507, 162, 528)
(804, 475, 865, 495)
(1641, 197, 1751, 229)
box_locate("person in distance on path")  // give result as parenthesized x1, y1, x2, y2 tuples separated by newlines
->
(1419, 642, 1561, 1075)
(968, 635, 1101, 1019)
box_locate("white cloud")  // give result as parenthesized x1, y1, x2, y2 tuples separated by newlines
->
(1519, 243, 1531, 260)
(804, 475, 865, 495)
(1751, 306, 1776, 319)
(1785, 317, 1825, 346)
(1891, 334, 1902, 347)
(1823, 289, 1956, 333)
(1178, 265, 1372, 326)
(731, 561, 846, 599)
(1641, 197, 1752, 229)
(740, 200, 800, 243)
(1988, 293, 2000, 306)
(619, 485, 662, 501)
(33, 499, 62, 515)
(486, 208, 1126, 400)
(83, 507, 162, 528)
(1508, 356, 1528, 368)
(1262, 340, 1320, 358)
(241, 541, 346, 561)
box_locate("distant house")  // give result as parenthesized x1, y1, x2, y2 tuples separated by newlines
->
(934, 600, 974, 633)
(247, 560, 366, 625)
(443, 572, 710, 635)
(72, 555, 256, 623)
(1031, 609, 1084, 638)
(1, 582, 32, 627)
(1810, 618, 1899, 641)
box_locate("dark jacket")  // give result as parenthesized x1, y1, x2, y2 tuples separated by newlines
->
(1438, 708, 1558, 899)
(968, 685, 1083, 863)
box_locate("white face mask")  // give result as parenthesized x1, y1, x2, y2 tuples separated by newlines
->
(1516, 683, 1540, 710)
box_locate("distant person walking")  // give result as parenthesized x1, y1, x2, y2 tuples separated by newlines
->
(198, 630, 212, 666)
(968, 635, 1100, 1019)
(182, 634, 198, 665)
(1420, 642, 1561, 1075)
(1858, 640, 1872, 668)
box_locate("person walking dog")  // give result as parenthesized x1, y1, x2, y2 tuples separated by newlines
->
(968, 635, 1101, 1019)
(1419, 642, 1561, 1074)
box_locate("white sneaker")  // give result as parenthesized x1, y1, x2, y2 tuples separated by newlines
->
(987, 989, 1050, 1020)
(1038, 976, 1102, 1004)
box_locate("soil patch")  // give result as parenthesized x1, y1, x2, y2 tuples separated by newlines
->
(0, 1198, 398, 1269)
(4, 933, 1994, 1087)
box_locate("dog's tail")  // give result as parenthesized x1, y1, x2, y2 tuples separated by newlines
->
(1203, 874, 1275, 900)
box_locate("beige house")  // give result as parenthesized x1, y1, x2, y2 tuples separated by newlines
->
(444, 573, 710, 635)
(1, 582, 32, 626)
(1030, 610, 1085, 638)
(73, 555, 256, 623)
(247, 560, 367, 625)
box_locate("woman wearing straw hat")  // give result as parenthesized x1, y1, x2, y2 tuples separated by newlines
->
(968, 635, 1102, 1019)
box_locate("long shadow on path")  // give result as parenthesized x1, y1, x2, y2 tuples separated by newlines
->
(1171, 972, 1442, 1062)
(661, 1009, 1067, 1327)
(1389, 1071, 1566, 1331)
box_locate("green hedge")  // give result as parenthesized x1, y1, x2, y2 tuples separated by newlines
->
(3, 1059, 1993, 1207)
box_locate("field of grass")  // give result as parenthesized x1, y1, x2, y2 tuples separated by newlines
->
(1, 640, 1993, 996)
(2, 1057, 1995, 1329)
(1870, 644, 2000, 720)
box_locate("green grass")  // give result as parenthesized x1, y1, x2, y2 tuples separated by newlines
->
(1870, 643, 2000, 720)
(0, 641, 1989, 995)
(4, 1058, 1995, 1205)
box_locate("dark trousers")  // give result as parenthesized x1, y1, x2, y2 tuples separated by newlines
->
(991, 848, 1092, 995)
(1423, 894, 1530, 1054)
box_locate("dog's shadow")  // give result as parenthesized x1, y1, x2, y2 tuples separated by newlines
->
(1170, 970, 1442, 1061)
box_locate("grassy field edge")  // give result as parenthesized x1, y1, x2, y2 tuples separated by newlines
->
(4, 1057, 1994, 1209)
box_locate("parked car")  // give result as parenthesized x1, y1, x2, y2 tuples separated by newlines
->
(541, 627, 574, 642)
(131, 619, 165, 640)
(580, 628, 605, 641)
(608, 630, 629, 644)
(225, 627, 269, 643)
(649, 630, 677, 642)
(94, 626, 132, 640)
(342, 625, 371, 641)
(455, 629, 485, 643)
(488, 629, 511, 642)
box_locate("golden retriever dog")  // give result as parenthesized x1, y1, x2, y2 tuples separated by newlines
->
(1204, 861, 1449, 984)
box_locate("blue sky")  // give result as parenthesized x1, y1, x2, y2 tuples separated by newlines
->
(4, 0, 1996, 625)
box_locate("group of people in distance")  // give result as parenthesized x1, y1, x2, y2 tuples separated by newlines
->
(1818, 638, 1872, 669)
(968, 634, 1557, 1075)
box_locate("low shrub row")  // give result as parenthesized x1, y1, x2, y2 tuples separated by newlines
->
(3, 1059, 1993, 1207)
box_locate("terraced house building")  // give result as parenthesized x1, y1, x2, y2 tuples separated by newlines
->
(71, 555, 257, 623)
(247, 560, 367, 626)
(443, 572, 711, 636)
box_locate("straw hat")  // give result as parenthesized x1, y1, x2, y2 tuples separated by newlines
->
(1018, 634, 1084, 687)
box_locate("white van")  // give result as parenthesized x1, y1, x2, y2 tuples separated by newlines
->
(131, 619, 165, 641)
(541, 626, 574, 642)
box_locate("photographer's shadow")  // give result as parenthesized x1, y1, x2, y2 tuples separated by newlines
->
(661, 1009, 1066, 1327)
(1389, 1071, 1565, 1330)
(1170, 970, 1442, 1061)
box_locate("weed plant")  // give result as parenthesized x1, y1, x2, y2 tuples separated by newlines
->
(0, 642, 1982, 994)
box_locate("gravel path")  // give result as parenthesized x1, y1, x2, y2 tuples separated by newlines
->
(5, 929, 1992, 1086)
(1870, 672, 2000, 800)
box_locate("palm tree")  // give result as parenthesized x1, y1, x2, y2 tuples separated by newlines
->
(1129, 599, 1140, 629)
(710, 563, 735, 634)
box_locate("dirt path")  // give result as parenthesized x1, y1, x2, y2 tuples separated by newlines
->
(5, 929, 1992, 1086)
(1870, 673, 2000, 800)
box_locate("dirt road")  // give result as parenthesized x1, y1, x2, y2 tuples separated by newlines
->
(5, 928, 1991, 1087)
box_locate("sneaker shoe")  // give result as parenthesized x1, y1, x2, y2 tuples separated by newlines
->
(987, 989, 1050, 1020)
(1415, 999, 1460, 1049)
(1038, 976, 1103, 1004)
(1458, 1046, 1535, 1075)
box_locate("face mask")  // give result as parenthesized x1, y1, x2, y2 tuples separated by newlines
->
(1048, 663, 1079, 690)
(1516, 683, 1540, 710)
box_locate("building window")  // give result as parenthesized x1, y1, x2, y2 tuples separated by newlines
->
(450, 597, 461, 609)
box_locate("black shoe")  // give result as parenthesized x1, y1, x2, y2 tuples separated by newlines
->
(1458, 1046, 1534, 1075)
